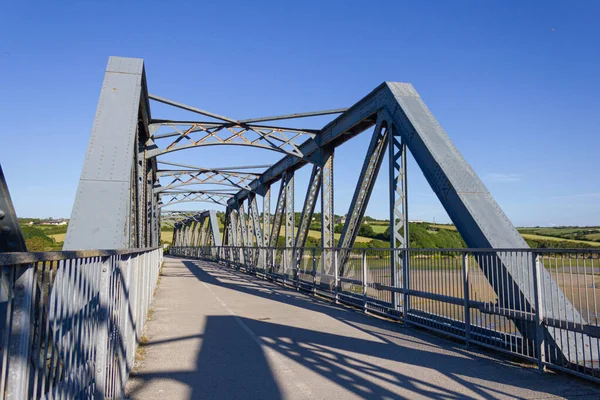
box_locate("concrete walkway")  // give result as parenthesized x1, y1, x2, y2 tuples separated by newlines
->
(125, 256, 600, 400)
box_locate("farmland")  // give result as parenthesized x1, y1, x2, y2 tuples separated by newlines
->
(17, 217, 600, 250)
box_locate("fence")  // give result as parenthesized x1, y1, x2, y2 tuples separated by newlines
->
(171, 245, 600, 384)
(0, 247, 162, 399)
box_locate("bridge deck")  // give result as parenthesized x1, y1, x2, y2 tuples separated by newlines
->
(125, 256, 600, 399)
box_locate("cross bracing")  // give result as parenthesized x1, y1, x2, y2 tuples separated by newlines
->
(62, 56, 593, 370)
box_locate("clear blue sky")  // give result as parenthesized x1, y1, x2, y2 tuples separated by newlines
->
(1, 1, 598, 227)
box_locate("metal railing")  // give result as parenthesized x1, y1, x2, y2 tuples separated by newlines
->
(171, 245, 600, 384)
(0, 247, 163, 399)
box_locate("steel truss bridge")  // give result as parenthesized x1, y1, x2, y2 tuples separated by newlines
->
(0, 56, 598, 398)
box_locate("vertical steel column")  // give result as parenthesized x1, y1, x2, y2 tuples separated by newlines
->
(388, 123, 409, 311)
(238, 202, 250, 266)
(249, 195, 264, 268)
(249, 195, 264, 247)
(284, 172, 295, 274)
(198, 217, 207, 247)
(184, 223, 192, 246)
(262, 186, 271, 248)
(230, 210, 241, 264)
(172, 226, 179, 247)
(208, 210, 222, 247)
(320, 150, 334, 284)
(136, 134, 145, 248)
(246, 200, 256, 247)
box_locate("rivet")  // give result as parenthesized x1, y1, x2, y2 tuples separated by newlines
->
(0, 210, 5, 219)
(1, 226, 11, 234)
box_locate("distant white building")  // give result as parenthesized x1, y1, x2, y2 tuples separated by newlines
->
(39, 219, 68, 226)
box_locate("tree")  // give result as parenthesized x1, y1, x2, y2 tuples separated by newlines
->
(358, 224, 375, 238)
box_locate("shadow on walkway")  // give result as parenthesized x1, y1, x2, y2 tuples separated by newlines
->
(127, 258, 600, 399)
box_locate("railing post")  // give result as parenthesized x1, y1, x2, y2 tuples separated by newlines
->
(532, 251, 546, 372)
(463, 251, 470, 346)
(94, 256, 112, 399)
(362, 249, 367, 312)
(294, 248, 300, 289)
(271, 248, 275, 276)
(333, 249, 339, 302)
(312, 248, 317, 294)
(402, 248, 410, 320)
(118, 255, 132, 398)
(5, 264, 34, 399)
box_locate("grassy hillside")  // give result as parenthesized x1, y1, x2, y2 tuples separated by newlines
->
(17, 218, 598, 251)
(431, 224, 600, 248)
(19, 224, 67, 251)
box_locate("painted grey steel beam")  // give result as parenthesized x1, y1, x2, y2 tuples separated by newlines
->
(0, 164, 33, 400)
(239, 108, 348, 124)
(295, 164, 321, 250)
(262, 186, 271, 247)
(208, 210, 222, 246)
(64, 57, 149, 250)
(249, 194, 264, 247)
(388, 125, 408, 310)
(0, 165, 27, 253)
(146, 125, 313, 160)
(284, 172, 295, 271)
(148, 94, 238, 124)
(338, 116, 388, 273)
(227, 83, 390, 206)
(157, 160, 272, 171)
(320, 149, 335, 282)
(151, 121, 320, 139)
(268, 177, 287, 248)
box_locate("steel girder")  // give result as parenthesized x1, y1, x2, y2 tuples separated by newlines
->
(284, 173, 295, 271)
(320, 150, 335, 280)
(248, 194, 264, 247)
(159, 190, 234, 208)
(0, 165, 26, 253)
(146, 121, 318, 160)
(295, 164, 321, 250)
(155, 160, 262, 193)
(0, 164, 33, 397)
(262, 186, 271, 246)
(64, 57, 158, 250)
(388, 124, 409, 310)
(269, 175, 288, 248)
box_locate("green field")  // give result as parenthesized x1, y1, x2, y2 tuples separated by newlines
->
(430, 224, 600, 248)
(370, 225, 388, 234)
(160, 228, 373, 245)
